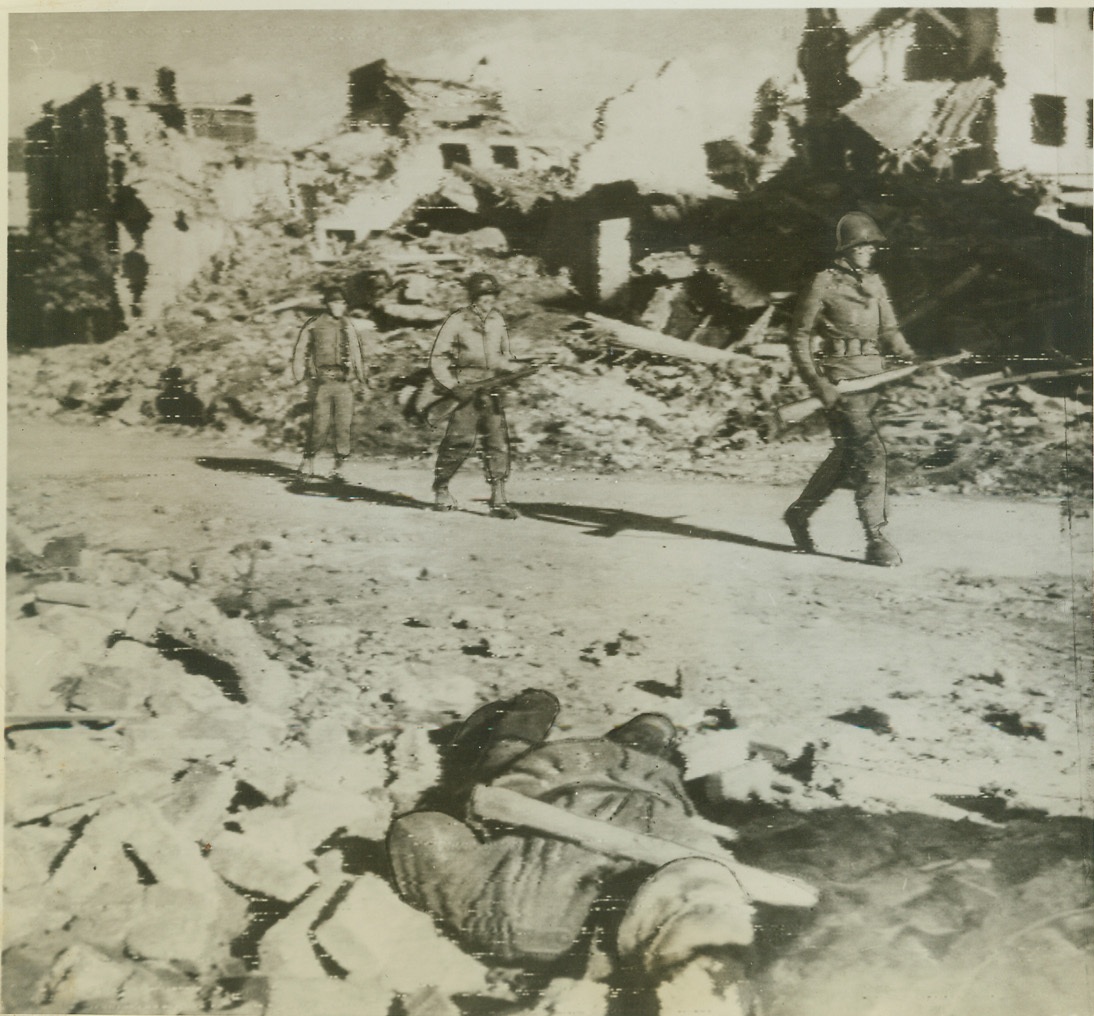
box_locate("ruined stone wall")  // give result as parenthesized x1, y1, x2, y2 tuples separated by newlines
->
(26, 85, 111, 232)
(184, 105, 258, 146)
(26, 83, 292, 332)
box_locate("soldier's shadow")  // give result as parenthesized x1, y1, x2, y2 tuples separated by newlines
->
(194, 457, 430, 510)
(516, 501, 861, 563)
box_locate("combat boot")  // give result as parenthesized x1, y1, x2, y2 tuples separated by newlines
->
(450, 688, 561, 778)
(865, 528, 902, 567)
(489, 481, 520, 520)
(783, 504, 816, 554)
(433, 485, 458, 512)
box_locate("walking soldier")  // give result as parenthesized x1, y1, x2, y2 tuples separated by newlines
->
(784, 213, 917, 566)
(429, 273, 524, 519)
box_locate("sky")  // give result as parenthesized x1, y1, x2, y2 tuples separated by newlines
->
(7, 9, 806, 150)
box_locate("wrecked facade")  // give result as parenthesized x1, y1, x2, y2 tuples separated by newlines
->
(302, 60, 567, 255)
(840, 7, 1093, 220)
(21, 74, 290, 334)
(545, 59, 787, 309)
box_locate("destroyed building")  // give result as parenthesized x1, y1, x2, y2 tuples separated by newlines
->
(301, 59, 569, 256)
(542, 60, 791, 311)
(14, 71, 291, 345)
(839, 7, 1093, 227)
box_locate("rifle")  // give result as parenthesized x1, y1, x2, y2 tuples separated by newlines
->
(419, 363, 542, 427)
(775, 352, 971, 428)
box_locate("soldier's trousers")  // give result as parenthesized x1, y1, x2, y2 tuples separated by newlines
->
(790, 391, 888, 530)
(306, 379, 354, 458)
(433, 393, 510, 489)
(389, 810, 621, 964)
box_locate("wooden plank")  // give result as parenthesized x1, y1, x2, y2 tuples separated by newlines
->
(585, 313, 741, 365)
(471, 784, 817, 908)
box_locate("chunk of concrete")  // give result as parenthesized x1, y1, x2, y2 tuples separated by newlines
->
(30, 943, 132, 1015)
(313, 874, 490, 996)
(207, 805, 323, 900)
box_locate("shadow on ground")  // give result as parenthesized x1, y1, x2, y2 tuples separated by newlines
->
(516, 501, 861, 564)
(195, 457, 430, 510)
(706, 797, 1094, 1016)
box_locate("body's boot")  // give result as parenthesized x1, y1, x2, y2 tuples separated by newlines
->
(298, 454, 315, 477)
(433, 484, 458, 512)
(783, 503, 816, 553)
(865, 526, 901, 567)
(489, 480, 519, 520)
(331, 454, 348, 481)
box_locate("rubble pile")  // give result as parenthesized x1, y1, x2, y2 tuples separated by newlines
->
(8, 168, 1091, 498)
(4, 530, 520, 1015)
(7, 450, 1089, 1011)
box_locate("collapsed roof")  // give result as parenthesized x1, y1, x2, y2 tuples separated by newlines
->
(841, 77, 995, 168)
(347, 59, 506, 134)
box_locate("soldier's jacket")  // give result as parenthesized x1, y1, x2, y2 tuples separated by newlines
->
(429, 306, 515, 391)
(291, 313, 367, 382)
(791, 260, 914, 383)
(389, 737, 712, 964)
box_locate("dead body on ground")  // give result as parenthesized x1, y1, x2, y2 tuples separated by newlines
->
(388, 689, 817, 1015)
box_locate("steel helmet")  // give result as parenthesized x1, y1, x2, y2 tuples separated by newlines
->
(466, 272, 501, 298)
(835, 212, 887, 252)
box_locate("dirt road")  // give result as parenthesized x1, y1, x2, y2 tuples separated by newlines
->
(6, 419, 1092, 1015)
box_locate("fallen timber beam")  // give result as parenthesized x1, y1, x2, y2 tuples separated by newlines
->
(471, 784, 818, 908)
(967, 366, 1092, 389)
(585, 313, 745, 365)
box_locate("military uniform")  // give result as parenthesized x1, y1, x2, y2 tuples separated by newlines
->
(387, 695, 761, 1013)
(429, 304, 516, 493)
(292, 312, 366, 462)
(787, 256, 915, 556)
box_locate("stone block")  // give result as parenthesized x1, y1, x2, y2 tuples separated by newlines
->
(314, 875, 490, 997)
(30, 943, 132, 1015)
(207, 804, 323, 900)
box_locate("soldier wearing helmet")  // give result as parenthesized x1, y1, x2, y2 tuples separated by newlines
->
(428, 272, 523, 518)
(784, 212, 917, 566)
(291, 283, 369, 480)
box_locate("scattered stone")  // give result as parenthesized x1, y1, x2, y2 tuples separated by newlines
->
(400, 985, 463, 1016)
(461, 226, 508, 252)
(523, 977, 610, 1015)
(982, 709, 1046, 740)
(400, 274, 435, 303)
(207, 805, 322, 901)
(829, 706, 893, 735)
(34, 581, 101, 608)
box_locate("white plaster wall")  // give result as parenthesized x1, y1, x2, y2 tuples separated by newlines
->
(595, 218, 632, 303)
(104, 97, 293, 322)
(316, 141, 449, 237)
(575, 61, 719, 196)
(8, 171, 30, 231)
(994, 7, 1093, 183)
